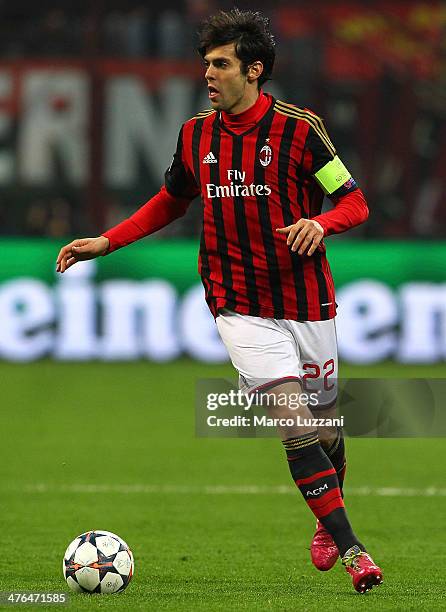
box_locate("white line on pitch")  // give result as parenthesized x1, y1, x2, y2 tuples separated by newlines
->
(10, 484, 446, 496)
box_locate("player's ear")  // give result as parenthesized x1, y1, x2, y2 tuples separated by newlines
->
(247, 61, 263, 84)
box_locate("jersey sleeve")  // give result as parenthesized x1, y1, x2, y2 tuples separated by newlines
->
(164, 125, 200, 199)
(102, 186, 193, 253)
(305, 117, 358, 199)
(102, 126, 199, 254)
(311, 188, 369, 236)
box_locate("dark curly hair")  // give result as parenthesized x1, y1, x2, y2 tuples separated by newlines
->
(197, 8, 276, 88)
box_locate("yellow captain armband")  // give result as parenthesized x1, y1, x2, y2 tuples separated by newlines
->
(313, 156, 351, 195)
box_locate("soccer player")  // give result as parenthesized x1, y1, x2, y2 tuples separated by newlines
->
(56, 9, 383, 593)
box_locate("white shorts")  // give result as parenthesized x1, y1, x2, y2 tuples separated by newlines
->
(216, 309, 338, 408)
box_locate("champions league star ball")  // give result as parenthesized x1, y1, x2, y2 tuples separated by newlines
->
(63, 530, 134, 594)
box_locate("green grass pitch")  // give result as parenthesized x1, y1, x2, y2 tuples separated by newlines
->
(1, 359, 445, 610)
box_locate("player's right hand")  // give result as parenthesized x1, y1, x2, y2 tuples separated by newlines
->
(56, 236, 110, 273)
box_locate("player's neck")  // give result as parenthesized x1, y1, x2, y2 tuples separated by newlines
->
(221, 90, 270, 132)
(228, 89, 261, 115)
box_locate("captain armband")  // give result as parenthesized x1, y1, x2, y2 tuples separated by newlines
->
(313, 156, 357, 196)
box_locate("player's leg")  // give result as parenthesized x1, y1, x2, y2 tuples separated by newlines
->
(289, 318, 382, 589)
(288, 319, 345, 569)
(266, 382, 365, 559)
(290, 318, 346, 494)
(285, 318, 344, 568)
(271, 383, 382, 593)
(216, 311, 382, 591)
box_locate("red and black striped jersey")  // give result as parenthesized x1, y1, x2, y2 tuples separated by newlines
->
(164, 93, 361, 321)
(165, 92, 356, 321)
(102, 92, 367, 320)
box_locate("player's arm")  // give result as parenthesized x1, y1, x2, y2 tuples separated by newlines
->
(276, 118, 368, 255)
(308, 130, 368, 236)
(56, 127, 199, 273)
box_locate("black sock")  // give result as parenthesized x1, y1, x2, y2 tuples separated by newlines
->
(324, 427, 346, 496)
(283, 431, 364, 557)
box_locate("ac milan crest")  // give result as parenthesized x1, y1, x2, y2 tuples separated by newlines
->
(259, 144, 272, 167)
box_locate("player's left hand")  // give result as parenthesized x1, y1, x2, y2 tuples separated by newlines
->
(276, 219, 324, 256)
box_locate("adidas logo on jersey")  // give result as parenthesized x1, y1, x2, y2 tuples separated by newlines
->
(202, 151, 217, 164)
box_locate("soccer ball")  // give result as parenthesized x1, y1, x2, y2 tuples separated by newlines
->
(63, 530, 134, 594)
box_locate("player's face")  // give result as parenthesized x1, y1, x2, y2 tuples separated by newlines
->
(203, 43, 258, 114)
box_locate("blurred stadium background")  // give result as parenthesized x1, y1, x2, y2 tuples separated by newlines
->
(0, 0, 445, 365)
(1, 1, 445, 608)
